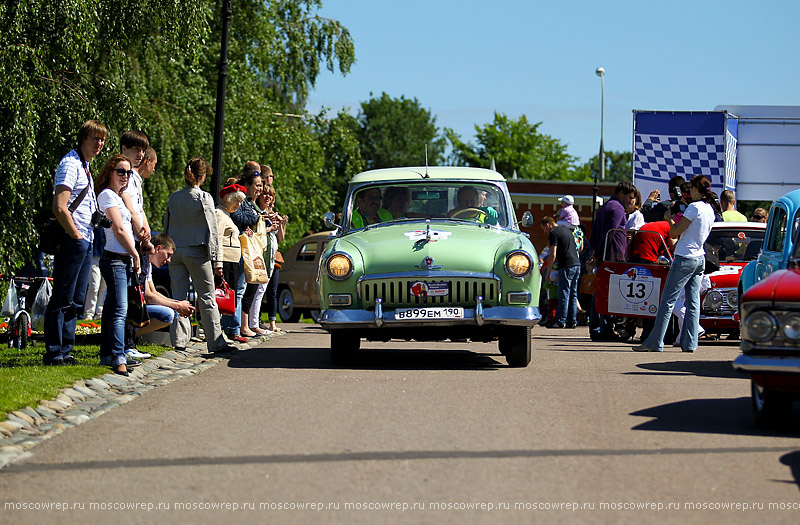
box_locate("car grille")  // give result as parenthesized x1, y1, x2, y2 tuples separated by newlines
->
(360, 277, 500, 308)
(702, 288, 737, 317)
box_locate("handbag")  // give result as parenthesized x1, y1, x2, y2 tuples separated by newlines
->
(274, 250, 284, 270)
(239, 233, 269, 284)
(126, 272, 151, 328)
(215, 278, 236, 315)
(703, 242, 720, 274)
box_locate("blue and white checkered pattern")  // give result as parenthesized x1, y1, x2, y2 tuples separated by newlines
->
(634, 134, 725, 188)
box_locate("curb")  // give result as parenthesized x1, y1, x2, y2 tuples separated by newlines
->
(0, 331, 286, 470)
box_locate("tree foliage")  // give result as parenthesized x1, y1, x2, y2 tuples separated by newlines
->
(447, 112, 576, 180)
(572, 151, 633, 183)
(357, 92, 447, 170)
(0, 0, 355, 274)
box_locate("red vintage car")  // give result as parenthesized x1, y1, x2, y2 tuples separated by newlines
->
(699, 222, 765, 336)
(595, 222, 765, 340)
(734, 232, 800, 427)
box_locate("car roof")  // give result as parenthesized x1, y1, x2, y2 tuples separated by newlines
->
(711, 221, 766, 230)
(349, 166, 505, 184)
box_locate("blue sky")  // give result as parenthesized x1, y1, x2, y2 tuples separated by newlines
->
(307, 0, 800, 165)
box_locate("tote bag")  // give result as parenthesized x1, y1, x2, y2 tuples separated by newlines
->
(239, 233, 269, 284)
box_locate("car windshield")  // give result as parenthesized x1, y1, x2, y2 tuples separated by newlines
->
(347, 182, 508, 229)
(706, 228, 765, 262)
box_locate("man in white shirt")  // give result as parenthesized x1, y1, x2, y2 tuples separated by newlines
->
(44, 120, 108, 365)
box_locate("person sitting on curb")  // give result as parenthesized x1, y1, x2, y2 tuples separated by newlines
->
(134, 233, 196, 343)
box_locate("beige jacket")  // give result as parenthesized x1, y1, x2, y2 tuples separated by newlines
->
(215, 207, 241, 266)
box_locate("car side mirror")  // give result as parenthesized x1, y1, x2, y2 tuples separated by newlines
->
(519, 211, 534, 228)
(323, 212, 340, 231)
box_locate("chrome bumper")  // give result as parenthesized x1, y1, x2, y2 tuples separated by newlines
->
(732, 354, 800, 374)
(320, 303, 540, 330)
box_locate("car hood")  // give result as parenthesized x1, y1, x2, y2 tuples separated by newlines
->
(707, 262, 746, 289)
(332, 221, 532, 275)
(742, 268, 800, 304)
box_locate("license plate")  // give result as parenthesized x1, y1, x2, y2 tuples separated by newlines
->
(395, 307, 464, 320)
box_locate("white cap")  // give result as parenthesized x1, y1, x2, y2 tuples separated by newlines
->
(560, 195, 574, 205)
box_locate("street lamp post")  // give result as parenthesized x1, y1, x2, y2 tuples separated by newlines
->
(593, 66, 605, 217)
(210, 0, 233, 205)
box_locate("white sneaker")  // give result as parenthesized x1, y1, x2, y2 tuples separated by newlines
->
(125, 348, 151, 359)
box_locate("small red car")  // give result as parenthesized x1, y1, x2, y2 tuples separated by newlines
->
(595, 222, 765, 341)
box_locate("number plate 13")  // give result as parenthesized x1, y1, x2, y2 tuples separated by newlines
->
(607, 274, 661, 317)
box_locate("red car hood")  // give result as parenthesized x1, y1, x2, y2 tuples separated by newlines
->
(742, 268, 800, 304)
(707, 262, 745, 289)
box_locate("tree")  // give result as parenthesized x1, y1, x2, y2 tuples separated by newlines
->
(313, 109, 364, 212)
(573, 151, 633, 183)
(0, 0, 355, 274)
(357, 92, 447, 170)
(447, 112, 576, 179)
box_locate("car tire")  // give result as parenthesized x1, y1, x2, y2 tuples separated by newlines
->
(330, 330, 360, 365)
(500, 326, 531, 367)
(278, 287, 301, 323)
(752, 380, 792, 428)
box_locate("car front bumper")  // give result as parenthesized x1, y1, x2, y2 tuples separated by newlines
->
(320, 304, 540, 330)
(732, 354, 800, 374)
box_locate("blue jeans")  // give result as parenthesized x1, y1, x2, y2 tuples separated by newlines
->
(643, 255, 705, 351)
(44, 237, 92, 362)
(99, 257, 129, 367)
(222, 258, 245, 336)
(556, 265, 580, 326)
(146, 304, 175, 324)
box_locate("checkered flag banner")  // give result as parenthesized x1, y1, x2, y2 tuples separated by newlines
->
(633, 111, 736, 196)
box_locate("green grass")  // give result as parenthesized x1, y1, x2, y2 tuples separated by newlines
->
(0, 336, 169, 421)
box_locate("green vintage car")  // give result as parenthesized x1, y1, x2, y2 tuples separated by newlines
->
(318, 167, 541, 367)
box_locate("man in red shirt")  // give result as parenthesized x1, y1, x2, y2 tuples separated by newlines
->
(629, 206, 677, 263)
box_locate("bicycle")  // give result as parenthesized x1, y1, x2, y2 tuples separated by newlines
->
(1, 275, 51, 349)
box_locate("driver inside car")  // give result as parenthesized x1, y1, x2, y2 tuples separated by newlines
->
(447, 185, 499, 225)
(351, 187, 393, 228)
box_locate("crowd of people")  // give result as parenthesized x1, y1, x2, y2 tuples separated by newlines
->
(536, 174, 764, 353)
(43, 120, 287, 375)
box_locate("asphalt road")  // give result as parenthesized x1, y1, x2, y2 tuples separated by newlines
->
(1, 324, 799, 524)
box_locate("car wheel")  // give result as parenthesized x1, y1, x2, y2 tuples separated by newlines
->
(751, 380, 792, 428)
(330, 330, 361, 365)
(155, 284, 171, 299)
(500, 326, 531, 367)
(278, 287, 301, 323)
(308, 309, 321, 323)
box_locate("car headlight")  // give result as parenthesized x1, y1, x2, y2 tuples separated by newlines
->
(746, 311, 777, 342)
(726, 290, 738, 309)
(505, 251, 532, 278)
(780, 313, 800, 342)
(326, 253, 353, 281)
(704, 290, 723, 310)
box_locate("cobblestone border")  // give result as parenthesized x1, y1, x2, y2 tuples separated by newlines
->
(0, 332, 284, 470)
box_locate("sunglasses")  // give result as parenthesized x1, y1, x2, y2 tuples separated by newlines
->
(112, 168, 133, 177)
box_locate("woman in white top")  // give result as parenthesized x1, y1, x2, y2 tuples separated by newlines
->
(96, 154, 140, 376)
(634, 175, 715, 353)
(625, 187, 645, 231)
